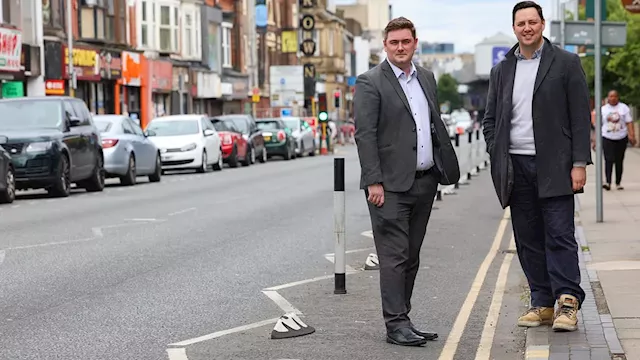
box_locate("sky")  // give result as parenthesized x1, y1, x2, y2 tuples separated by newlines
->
(334, 0, 555, 53)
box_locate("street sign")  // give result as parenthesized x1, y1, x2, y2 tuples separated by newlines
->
(550, 21, 627, 47)
(491, 47, 510, 66)
(252, 94, 260, 103)
(280, 108, 293, 117)
(622, 0, 640, 13)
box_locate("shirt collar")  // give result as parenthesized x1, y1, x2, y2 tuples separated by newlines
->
(514, 41, 544, 61)
(387, 58, 417, 78)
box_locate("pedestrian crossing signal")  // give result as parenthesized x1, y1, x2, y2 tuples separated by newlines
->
(318, 111, 328, 122)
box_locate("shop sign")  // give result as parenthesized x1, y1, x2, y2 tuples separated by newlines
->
(99, 51, 122, 80)
(121, 51, 142, 87)
(150, 60, 173, 92)
(2, 81, 24, 98)
(45, 79, 66, 95)
(0, 27, 22, 72)
(62, 45, 100, 81)
(196, 72, 221, 98)
(232, 79, 248, 98)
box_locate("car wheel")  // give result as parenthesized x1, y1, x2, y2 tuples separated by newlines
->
(48, 155, 71, 197)
(197, 151, 208, 173)
(149, 154, 162, 182)
(309, 140, 316, 156)
(84, 154, 105, 192)
(213, 149, 223, 171)
(229, 146, 240, 168)
(120, 154, 136, 186)
(249, 146, 256, 164)
(0, 165, 15, 204)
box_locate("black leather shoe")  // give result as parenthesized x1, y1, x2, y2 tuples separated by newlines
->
(386, 327, 428, 346)
(411, 326, 438, 340)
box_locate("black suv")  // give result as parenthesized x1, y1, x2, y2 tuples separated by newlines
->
(0, 96, 105, 197)
(0, 136, 15, 203)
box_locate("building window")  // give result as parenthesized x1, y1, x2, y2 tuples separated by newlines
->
(181, 6, 201, 59)
(140, 0, 150, 47)
(106, 0, 116, 41)
(222, 22, 232, 68)
(158, 4, 178, 52)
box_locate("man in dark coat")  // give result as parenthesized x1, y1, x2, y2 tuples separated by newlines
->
(482, 1, 591, 332)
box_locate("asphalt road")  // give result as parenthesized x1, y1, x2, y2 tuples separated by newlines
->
(0, 134, 528, 360)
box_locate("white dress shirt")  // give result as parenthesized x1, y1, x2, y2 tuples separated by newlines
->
(387, 59, 434, 171)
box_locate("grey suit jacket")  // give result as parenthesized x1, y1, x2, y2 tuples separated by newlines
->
(354, 60, 460, 192)
(482, 37, 592, 208)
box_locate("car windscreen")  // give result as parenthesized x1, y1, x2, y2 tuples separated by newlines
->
(93, 119, 113, 133)
(147, 120, 199, 136)
(0, 100, 63, 129)
(210, 119, 229, 132)
(256, 121, 282, 131)
(227, 118, 249, 133)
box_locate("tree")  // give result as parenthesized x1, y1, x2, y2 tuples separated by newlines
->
(437, 73, 462, 111)
(579, 0, 640, 106)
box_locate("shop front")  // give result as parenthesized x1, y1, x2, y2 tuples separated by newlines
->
(149, 59, 173, 119)
(0, 27, 25, 99)
(96, 50, 122, 114)
(61, 44, 101, 112)
(171, 64, 192, 115)
(119, 51, 144, 123)
(194, 70, 222, 116)
(221, 71, 249, 115)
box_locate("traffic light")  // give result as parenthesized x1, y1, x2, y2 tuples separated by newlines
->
(318, 93, 328, 122)
(334, 90, 341, 108)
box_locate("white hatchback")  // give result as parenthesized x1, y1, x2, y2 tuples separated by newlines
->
(146, 115, 223, 173)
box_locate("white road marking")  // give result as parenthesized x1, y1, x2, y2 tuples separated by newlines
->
(125, 218, 161, 222)
(0, 250, 5, 265)
(360, 230, 373, 238)
(11, 204, 19, 208)
(91, 227, 103, 238)
(474, 235, 515, 360)
(5, 237, 95, 251)
(437, 208, 511, 360)
(262, 290, 302, 315)
(168, 318, 279, 346)
(168, 207, 197, 216)
(323, 254, 358, 272)
(324, 247, 375, 257)
(263, 269, 359, 291)
(166, 347, 189, 360)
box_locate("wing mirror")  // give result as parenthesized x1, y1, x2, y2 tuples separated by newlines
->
(203, 129, 215, 137)
(68, 116, 82, 127)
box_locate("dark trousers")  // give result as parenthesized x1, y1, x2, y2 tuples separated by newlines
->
(509, 155, 585, 308)
(366, 170, 439, 331)
(603, 136, 628, 185)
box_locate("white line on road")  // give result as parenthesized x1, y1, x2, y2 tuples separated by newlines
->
(360, 230, 373, 238)
(168, 318, 279, 347)
(0, 250, 5, 265)
(437, 208, 511, 360)
(262, 290, 302, 315)
(474, 235, 515, 360)
(4, 237, 95, 251)
(166, 348, 189, 360)
(125, 218, 162, 222)
(168, 207, 197, 216)
(91, 227, 103, 238)
(324, 247, 375, 257)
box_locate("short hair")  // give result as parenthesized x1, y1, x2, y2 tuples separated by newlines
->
(512, 1, 545, 25)
(383, 17, 416, 40)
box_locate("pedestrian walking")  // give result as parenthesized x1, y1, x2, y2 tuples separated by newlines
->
(354, 16, 460, 346)
(482, 1, 591, 332)
(600, 90, 636, 190)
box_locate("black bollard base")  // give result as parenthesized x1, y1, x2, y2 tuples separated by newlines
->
(334, 273, 346, 294)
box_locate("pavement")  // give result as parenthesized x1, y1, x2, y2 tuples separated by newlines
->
(0, 131, 532, 360)
(523, 147, 640, 360)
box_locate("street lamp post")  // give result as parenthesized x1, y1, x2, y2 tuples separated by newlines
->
(66, 0, 76, 97)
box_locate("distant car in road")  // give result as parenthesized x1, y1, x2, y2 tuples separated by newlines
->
(451, 110, 474, 135)
(0, 136, 15, 204)
(209, 117, 250, 168)
(255, 118, 297, 160)
(214, 114, 267, 164)
(279, 117, 316, 157)
(0, 96, 105, 197)
(146, 115, 223, 173)
(93, 115, 162, 185)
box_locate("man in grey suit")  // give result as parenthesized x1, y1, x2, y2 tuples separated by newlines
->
(354, 17, 460, 347)
(482, 1, 591, 333)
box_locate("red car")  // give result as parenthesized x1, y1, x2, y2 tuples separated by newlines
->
(209, 117, 250, 168)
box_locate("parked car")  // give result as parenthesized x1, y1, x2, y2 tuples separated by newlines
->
(441, 114, 456, 139)
(451, 110, 474, 135)
(209, 117, 250, 168)
(93, 115, 162, 185)
(280, 117, 316, 157)
(0, 96, 105, 197)
(214, 114, 267, 164)
(255, 118, 297, 160)
(145, 115, 223, 173)
(0, 136, 15, 204)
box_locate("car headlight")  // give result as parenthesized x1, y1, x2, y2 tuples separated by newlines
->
(181, 143, 197, 152)
(25, 141, 53, 153)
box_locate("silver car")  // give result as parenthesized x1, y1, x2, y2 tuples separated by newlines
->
(281, 117, 316, 157)
(93, 115, 162, 185)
